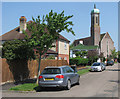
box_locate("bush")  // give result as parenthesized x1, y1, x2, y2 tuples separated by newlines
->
(69, 58, 78, 65)
(76, 58, 88, 66)
(69, 57, 88, 66)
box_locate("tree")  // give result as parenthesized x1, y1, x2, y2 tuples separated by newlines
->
(75, 50, 88, 58)
(2, 40, 35, 82)
(2, 40, 35, 61)
(110, 49, 117, 60)
(99, 52, 104, 62)
(24, 10, 75, 82)
(87, 50, 99, 65)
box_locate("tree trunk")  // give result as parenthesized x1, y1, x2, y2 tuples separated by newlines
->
(36, 55, 41, 84)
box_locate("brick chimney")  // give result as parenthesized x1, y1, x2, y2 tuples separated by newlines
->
(19, 16, 27, 33)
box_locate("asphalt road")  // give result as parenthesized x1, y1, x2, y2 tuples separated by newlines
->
(2, 63, 119, 97)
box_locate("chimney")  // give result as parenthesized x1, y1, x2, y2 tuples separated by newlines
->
(19, 16, 27, 33)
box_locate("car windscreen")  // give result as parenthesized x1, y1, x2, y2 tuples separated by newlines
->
(42, 68, 61, 74)
(92, 63, 100, 66)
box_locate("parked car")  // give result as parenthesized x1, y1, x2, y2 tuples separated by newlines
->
(106, 61, 114, 66)
(91, 62, 106, 72)
(38, 66, 80, 90)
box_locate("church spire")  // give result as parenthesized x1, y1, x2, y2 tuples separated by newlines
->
(94, 4, 96, 9)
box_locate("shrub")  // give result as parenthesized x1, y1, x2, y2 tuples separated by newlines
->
(69, 58, 78, 65)
(76, 58, 88, 66)
(69, 57, 88, 66)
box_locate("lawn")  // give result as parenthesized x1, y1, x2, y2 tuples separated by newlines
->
(9, 83, 38, 91)
(77, 68, 91, 75)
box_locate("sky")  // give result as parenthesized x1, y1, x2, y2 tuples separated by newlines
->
(1, 2, 118, 50)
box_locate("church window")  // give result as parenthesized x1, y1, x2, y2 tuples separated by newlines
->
(96, 17, 98, 23)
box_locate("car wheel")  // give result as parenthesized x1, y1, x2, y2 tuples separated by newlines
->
(76, 77, 80, 85)
(66, 80, 71, 90)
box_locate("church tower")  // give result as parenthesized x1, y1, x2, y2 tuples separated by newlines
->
(90, 4, 100, 46)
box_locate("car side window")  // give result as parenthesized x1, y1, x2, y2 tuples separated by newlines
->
(65, 67, 74, 73)
(62, 68, 66, 73)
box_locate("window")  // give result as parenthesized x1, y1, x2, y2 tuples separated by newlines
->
(64, 57, 67, 60)
(64, 41, 67, 50)
(96, 17, 98, 23)
(59, 57, 61, 60)
(42, 68, 61, 74)
(65, 67, 74, 73)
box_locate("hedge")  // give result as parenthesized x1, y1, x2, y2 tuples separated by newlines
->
(69, 57, 88, 66)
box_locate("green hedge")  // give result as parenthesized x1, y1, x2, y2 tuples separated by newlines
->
(69, 57, 88, 66)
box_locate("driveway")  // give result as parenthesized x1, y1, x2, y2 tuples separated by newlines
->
(2, 63, 119, 97)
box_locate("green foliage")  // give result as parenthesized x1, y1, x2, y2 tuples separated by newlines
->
(69, 58, 78, 65)
(24, 10, 75, 57)
(10, 83, 38, 91)
(69, 57, 88, 66)
(76, 57, 88, 66)
(110, 49, 118, 59)
(2, 40, 35, 61)
(87, 50, 99, 65)
(23, 10, 75, 81)
(75, 51, 88, 58)
(77, 68, 90, 75)
(46, 55, 55, 59)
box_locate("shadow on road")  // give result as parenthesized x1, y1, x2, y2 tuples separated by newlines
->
(34, 83, 79, 92)
(109, 80, 120, 84)
(106, 69, 120, 71)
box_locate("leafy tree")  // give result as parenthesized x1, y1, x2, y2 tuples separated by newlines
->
(2, 40, 36, 82)
(24, 10, 75, 82)
(110, 49, 118, 59)
(75, 51, 87, 58)
(2, 40, 35, 61)
(99, 52, 104, 62)
(87, 50, 99, 65)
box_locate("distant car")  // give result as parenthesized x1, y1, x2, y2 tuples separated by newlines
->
(91, 62, 106, 72)
(38, 66, 80, 90)
(106, 61, 114, 66)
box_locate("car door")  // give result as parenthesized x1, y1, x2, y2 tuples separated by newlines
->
(65, 67, 75, 84)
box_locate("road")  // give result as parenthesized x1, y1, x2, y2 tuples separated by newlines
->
(2, 63, 119, 97)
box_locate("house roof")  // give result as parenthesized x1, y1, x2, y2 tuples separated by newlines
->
(100, 33, 106, 40)
(0, 25, 70, 42)
(70, 44, 98, 50)
(47, 49, 58, 54)
(73, 37, 91, 43)
(73, 33, 106, 44)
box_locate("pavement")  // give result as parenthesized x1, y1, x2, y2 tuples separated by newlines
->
(1, 63, 119, 98)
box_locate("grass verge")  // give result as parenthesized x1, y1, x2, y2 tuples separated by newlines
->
(77, 68, 90, 75)
(9, 83, 38, 91)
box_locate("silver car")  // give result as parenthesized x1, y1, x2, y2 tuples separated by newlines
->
(38, 66, 80, 90)
(91, 62, 106, 72)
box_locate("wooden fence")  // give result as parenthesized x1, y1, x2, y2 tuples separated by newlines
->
(0, 58, 68, 84)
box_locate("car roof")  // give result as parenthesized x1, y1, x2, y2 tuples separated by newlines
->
(45, 65, 69, 69)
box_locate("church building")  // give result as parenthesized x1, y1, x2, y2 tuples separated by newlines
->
(72, 4, 114, 58)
